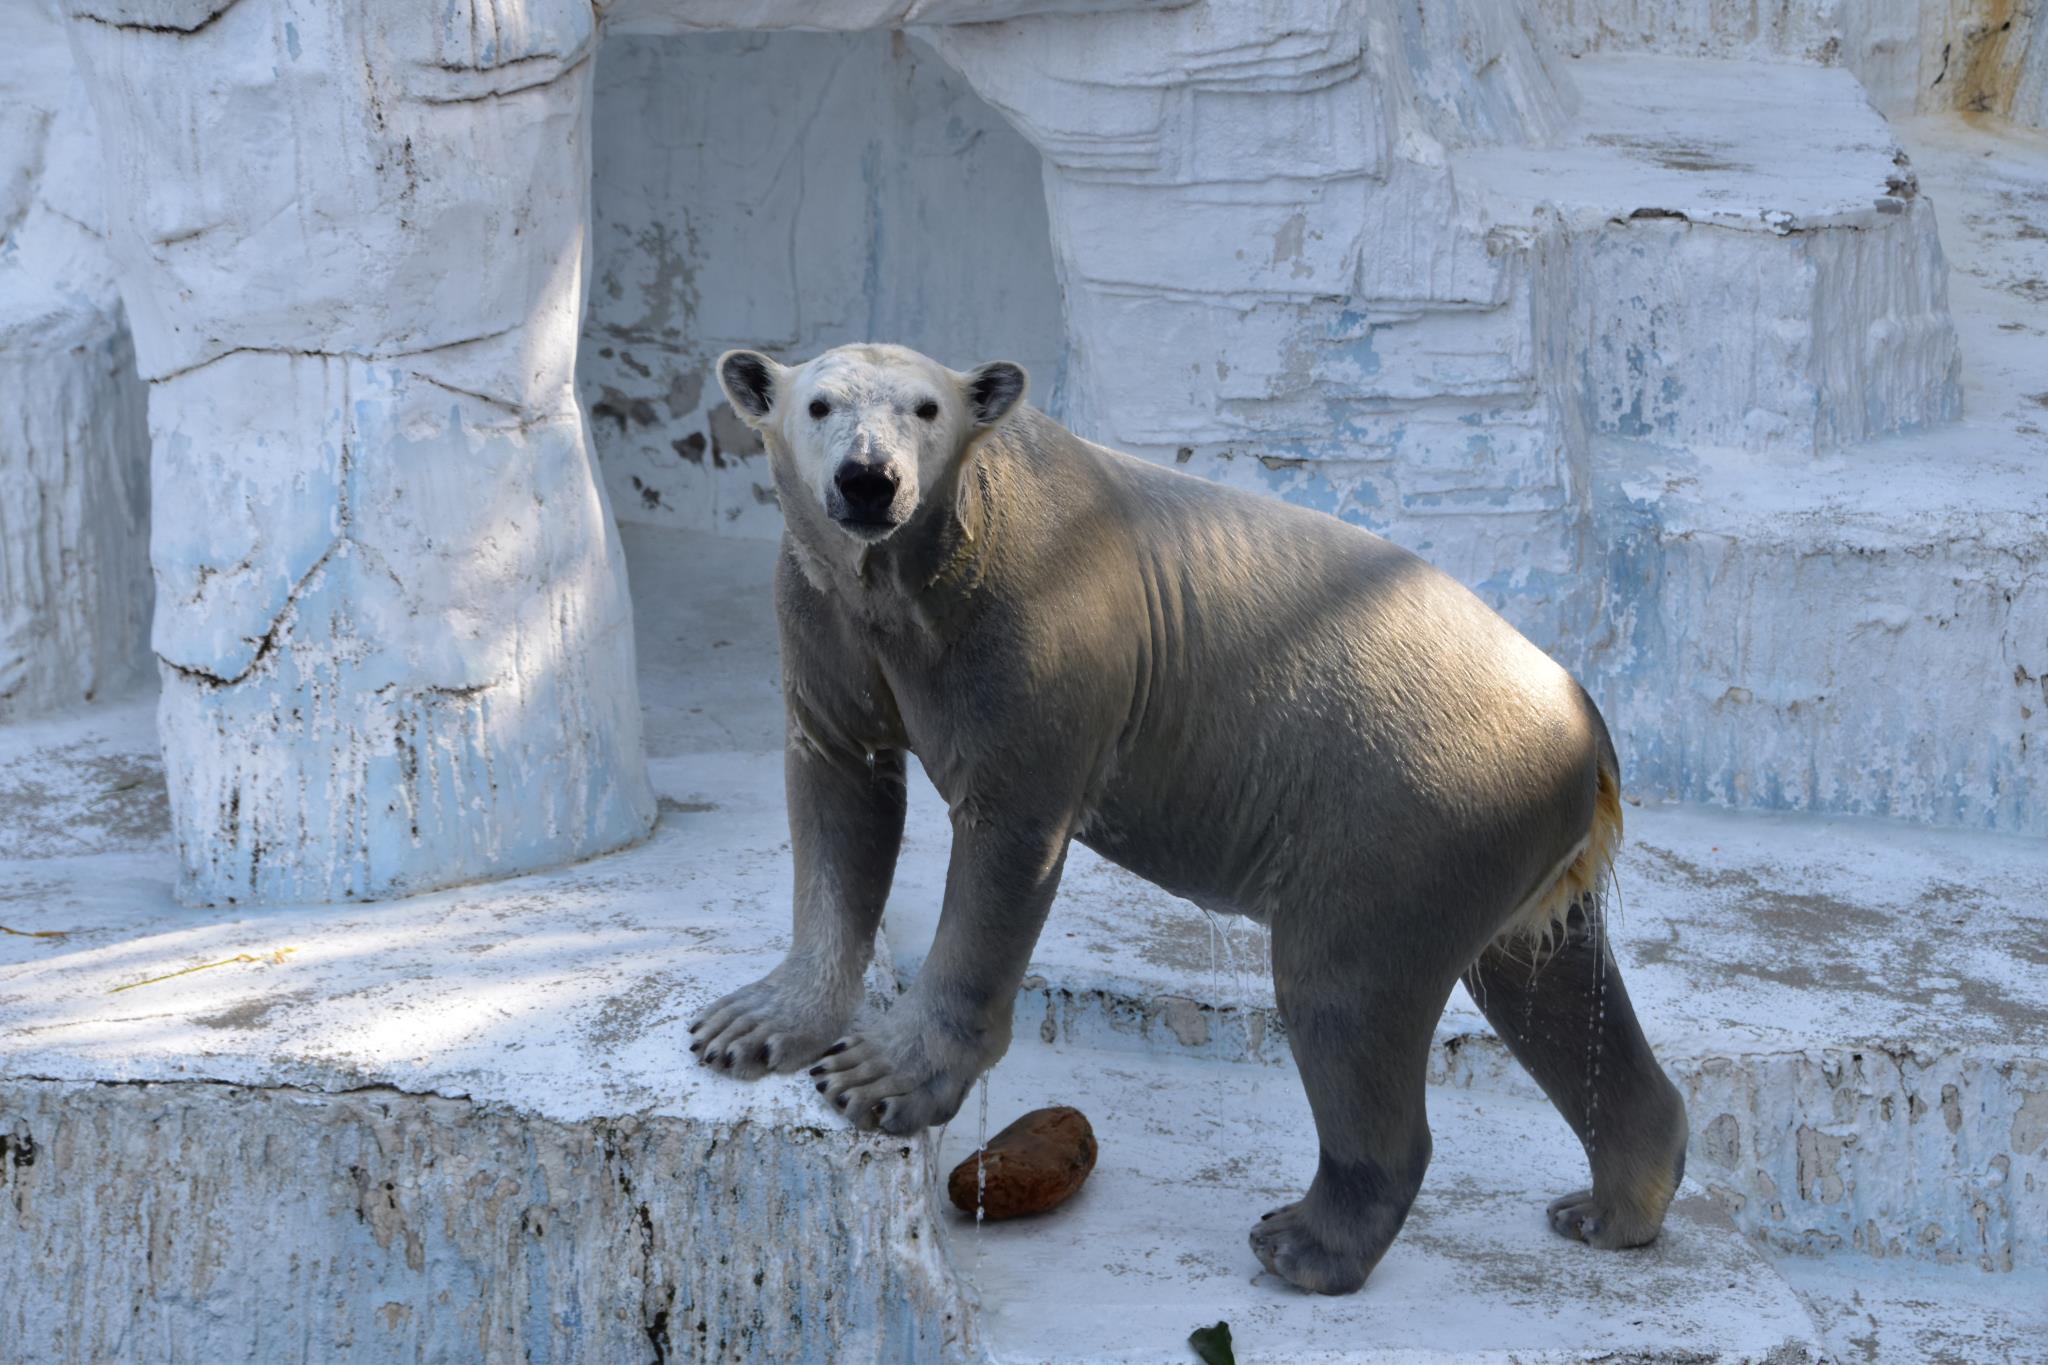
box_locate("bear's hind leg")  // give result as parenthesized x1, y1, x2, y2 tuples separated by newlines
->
(1463, 899, 1688, 1249)
(1252, 923, 1452, 1295)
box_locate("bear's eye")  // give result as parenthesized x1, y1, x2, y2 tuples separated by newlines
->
(808, 398, 831, 420)
(915, 400, 939, 422)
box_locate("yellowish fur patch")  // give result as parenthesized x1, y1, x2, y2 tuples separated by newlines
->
(1628, 1154, 1682, 1226)
(1497, 760, 1623, 954)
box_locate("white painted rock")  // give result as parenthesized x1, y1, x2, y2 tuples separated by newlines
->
(65, 0, 655, 904)
(0, 1, 150, 722)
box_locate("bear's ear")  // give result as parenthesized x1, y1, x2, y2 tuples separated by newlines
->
(717, 349, 783, 426)
(962, 361, 1027, 429)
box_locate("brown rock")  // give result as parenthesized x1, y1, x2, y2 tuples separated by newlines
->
(946, 1105, 1097, 1220)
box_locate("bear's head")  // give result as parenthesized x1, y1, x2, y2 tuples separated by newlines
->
(715, 343, 1026, 545)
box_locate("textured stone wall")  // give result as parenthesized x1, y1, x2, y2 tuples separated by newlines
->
(924, 0, 1604, 663)
(0, 1, 151, 723)
(563, 0, 1618, 678)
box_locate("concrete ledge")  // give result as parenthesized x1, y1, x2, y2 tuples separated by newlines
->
(1579, 113, 2048, 839)
(1534, 0, 2048, 129)
(0, 742, 978, 1362)
(1590, 433, 2048, 835)
(1, 1079, 967, 1364)
(1460, 54, 1961, 455)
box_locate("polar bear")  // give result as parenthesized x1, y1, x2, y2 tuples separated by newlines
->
(687, 343, 1689, 1295)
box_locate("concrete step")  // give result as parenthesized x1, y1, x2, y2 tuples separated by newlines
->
(1776, 1252, 2048, 1364)
(939, 1035, 1822, 1363)
(0, 746, 981, 1363)
(1573, 112, 2048, 838)
(1535, 0, 2048, 129)
(1458, 53, 1960, 457)
(1586, 425, 2047, 838)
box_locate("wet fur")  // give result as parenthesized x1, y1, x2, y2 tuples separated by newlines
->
(689, 345, 1688, 1296)
(1501, 751, 1624, 956)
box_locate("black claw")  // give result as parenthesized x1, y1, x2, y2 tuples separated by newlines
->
(719, 1051, 734, 1069)
(807, 1066, 825, 1077)
(689, 1040, 704, 1053)
(822, 1040, 850, 1057)
(815, 1080, 828, 1092)
(834, 1095, 848, 1110)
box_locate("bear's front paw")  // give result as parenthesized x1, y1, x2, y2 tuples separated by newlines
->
(806, 1009, 989, 1135)
(689, 970, 855, 1080)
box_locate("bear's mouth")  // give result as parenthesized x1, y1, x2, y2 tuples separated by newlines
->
(826, 499, 904, 541)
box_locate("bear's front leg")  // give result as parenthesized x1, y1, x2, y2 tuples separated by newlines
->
(690, 742, 906, 1079)
(810, 808, 1072, 1134)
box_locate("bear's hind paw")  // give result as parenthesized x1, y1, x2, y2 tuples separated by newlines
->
(1248, 1201, 1375, 1296)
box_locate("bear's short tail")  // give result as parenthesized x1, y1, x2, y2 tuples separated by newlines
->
(1495, 686, 1623, 956)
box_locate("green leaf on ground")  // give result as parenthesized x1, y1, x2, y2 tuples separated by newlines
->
(1188, 1319, 1235, 1365)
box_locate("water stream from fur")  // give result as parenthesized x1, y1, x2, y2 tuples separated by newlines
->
(1584, 894, 1610, 1160)
(974, 1076, 990, 1232)
(1200, 908, 1250, 1003)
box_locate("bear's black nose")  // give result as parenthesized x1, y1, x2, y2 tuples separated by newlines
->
(834, 461, 899, 522)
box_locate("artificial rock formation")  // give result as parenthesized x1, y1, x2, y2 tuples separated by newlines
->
(0, 3, 150, 723)
(579, 3, 2018, 835)
(16, 0, 2018, 908)
(65, 0, 655, 904)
